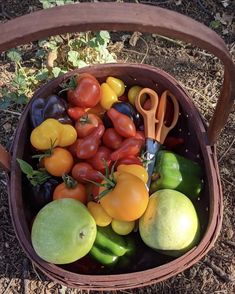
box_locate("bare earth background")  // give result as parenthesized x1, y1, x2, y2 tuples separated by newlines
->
(0, 0, 234, 293)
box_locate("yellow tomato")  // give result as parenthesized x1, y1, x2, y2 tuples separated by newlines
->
(43, 147, 73, 177)
(106, 76, 125, 97)
(111, 219, 135, 235)
(127, 85, 146, 105)
(117, 164, 148, 184)
(100, 172, 149, 222)
(100, 83, 118, 110)
(87, 201, 112, 227)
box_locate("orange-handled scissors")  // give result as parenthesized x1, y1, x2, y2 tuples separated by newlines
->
(135, 88, 179, 187)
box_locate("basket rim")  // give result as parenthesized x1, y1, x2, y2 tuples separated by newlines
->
(7, 63, 223, 290)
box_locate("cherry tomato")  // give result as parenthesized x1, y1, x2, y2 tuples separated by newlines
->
(67, 73, 101, 108)
(111, 138, 143, 161)
(116, 156, 143, 167)
(106, 76, 125, 97)
(134, 130, 145, 143)
(72, 162, 103, 183)
(164, 136, 184, 149)
(87, 146, 112, 172)
(76, 124, 105, 159)
(107, 108, 136, 138)
(43, 147, 73, 177)
(85, 103, 106, 118)
(67, 106, 86, 121)
(143, 99, 151, 110)
(102, 128, 123, 150)
(53, 181, 87, 204)
(118, 95, 128, 102)
(128, 85, 146, 105)
(75, 113, 102, 138)
(100, 83, 118, 110)
(87, 201, 112, 227)
(111, 219, 135, 235)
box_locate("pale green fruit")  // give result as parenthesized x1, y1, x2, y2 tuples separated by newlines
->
(139, 189, 200, 257)
(31, 198, 97, 264)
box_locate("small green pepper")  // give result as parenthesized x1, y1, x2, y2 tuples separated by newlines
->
(89, 226, 135, 266)
(150, 150, 203, 200)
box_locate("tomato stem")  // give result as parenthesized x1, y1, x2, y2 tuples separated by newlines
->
(62, 174, 77, 189)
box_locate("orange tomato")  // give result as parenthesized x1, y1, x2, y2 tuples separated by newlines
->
(100, 172, 149, 222)
(53, 182, 87, 204)
(43, 147, 73, 177)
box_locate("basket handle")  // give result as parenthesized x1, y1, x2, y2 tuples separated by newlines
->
(0, 2, 234, 172)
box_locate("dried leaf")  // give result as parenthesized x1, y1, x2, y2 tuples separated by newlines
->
(129, 32, 142, 47)
(175, 0, 182, 5)
(221, 0, 230, 8)
(46, 50, 58, 69)
(214, 12, 234, 25)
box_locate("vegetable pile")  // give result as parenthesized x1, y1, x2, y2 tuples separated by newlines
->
(18, 73, 204, 270)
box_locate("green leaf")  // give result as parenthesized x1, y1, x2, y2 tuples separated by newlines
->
(7, 50, 22, 63)
(12, 74, 27, 90)
(36, 69, 49, 81)
(210, 20, 221, 29)
(0, 98, 11, 109)
(17, 94, 28, 105)
(99, 31, 110, 44)
(52, 67, 62, 77)
(68, 50, 80, 66)
(17, 159, 34, 176)
(38, 39, 48, 47)
(35, 49, 46, 59)
(75, 60, 87, 68)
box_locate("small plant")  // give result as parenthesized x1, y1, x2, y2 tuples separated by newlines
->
(0, 0, 117, 110)
(39, 0, 76, 9)
(1, 31, 117, 110)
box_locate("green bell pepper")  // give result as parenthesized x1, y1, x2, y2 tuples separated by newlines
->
(150, 150, 203, 200)
(89, 226, 135, 266)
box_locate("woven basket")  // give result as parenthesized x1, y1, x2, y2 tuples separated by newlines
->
(0, 3, 234, 291)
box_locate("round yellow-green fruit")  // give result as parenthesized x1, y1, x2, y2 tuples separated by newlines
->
(139, 189, 200, 257)
(31, 198, 97, 264)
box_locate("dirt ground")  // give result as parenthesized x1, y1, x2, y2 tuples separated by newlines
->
(0, 0, 235, 293)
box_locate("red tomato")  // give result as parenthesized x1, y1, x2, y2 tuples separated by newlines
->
(72, 162, 103, 183)
(87, 146, 112, 172)
(53, 182, 87, 204)
(75, 113, 102, 138)
(86, 103, 106, 118)
(107, 108, 136, 138)
(102, 128, 123, 150)
(118, 95, 128, 102)
(67, 107, 86, 121)
(76, 124, 105, 159)
(111, 138, 143, 161)
(143, 99, 151, 110)
(116, 156, 143, 167)
(134, 130, 145, 143)
(67, 74, 101, 108)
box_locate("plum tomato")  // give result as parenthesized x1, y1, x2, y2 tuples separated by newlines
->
(72, 162, 103, 183)
(107, 108, 136, 138)
(76, 124, 105, 159)
(102, 128, 123, 150)
(87, 146, 112, 172)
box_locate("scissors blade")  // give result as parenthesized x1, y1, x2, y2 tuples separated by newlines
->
(146, 139, 161, 188)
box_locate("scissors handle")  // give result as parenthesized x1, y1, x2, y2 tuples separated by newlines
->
(155, 90, 180, 144)
(135, 88, 159, 140)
